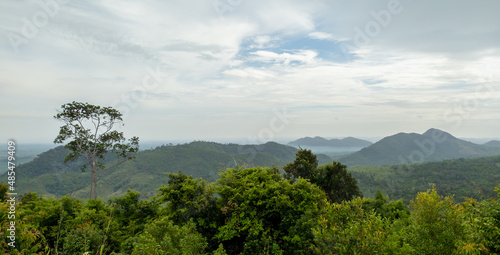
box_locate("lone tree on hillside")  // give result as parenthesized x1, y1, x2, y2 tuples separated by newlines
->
(284, 149, 361, 203)
(54, 101, 139, 199)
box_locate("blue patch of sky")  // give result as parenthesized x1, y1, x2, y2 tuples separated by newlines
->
(361, 78, 387, 85)
(236, 34, 358, 68)
(281, 36, 354, 63)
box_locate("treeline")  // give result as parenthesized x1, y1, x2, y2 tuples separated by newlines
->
(1, 152, 500, 254)
(351, 155, 500, 203)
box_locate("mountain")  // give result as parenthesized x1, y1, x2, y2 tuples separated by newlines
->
(484, 140, 500, 147)
(288, 136, 372, 147)
(339, 128, 500, 166)
(4, 141, 333, 199)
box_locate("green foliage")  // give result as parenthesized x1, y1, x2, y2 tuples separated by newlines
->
(215, 167, 327, 254)
(132, 217, 207, 255)
(409, 188, 498, 254)
(213, 243, 228, 255)
(109, 189, 159, 237)
(54, 101, 139, 199)
(314, 198, 414, 254)
(157, 172, 220, 252)
(284, 149, 318, 181)
(407, 187, 477, 254)
(8, 141, 312, 199)
(0, 194, 46, 254)
(158, 172, 215, 224)
(350, 155, 500, 203)
(316, 162, 362, 203)
(2, 158, 500, 254)
(460, 197, 500, 253)
(362, 190, 410, 221)
(0, 182, 8, 201)
(284, 149, 361, 203)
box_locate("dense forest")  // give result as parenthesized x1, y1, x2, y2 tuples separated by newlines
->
(7, 141, 500, 204)
(351, 155, 500, 203)
(2, 150, 500, 254)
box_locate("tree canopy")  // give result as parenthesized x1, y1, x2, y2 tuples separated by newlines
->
(284, 149, 362, 203)
(54, 101, 139, 199)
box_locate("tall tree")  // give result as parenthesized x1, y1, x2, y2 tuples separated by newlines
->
(284, 149, 361, 203)
(54, 101, 139, 199)
(283, 148, 318, 181)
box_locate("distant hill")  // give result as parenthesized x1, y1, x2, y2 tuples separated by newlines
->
(3, 141, 333, 199)
(0, 144, 56, 174)
(484, 140, 500, 147)
(288, 136, 372, 147)
(339, 128, 500, 166)
(350, 155, 500, 203)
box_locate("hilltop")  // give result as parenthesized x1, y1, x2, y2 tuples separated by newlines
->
(484, 140, 500, 147)
(338, 128, 500, 166)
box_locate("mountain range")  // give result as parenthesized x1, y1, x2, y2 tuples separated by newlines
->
(3, 128, 500, 200)
(338, 128, 500, 166)
(6, 141, 331, 199)
(288, 136, 373, 147)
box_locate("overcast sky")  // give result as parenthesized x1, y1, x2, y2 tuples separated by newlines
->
(1, 0, 500, 144)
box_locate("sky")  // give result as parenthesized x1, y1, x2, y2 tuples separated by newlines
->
(1, 0, 500, 145)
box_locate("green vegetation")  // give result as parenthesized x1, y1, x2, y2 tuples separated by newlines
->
(7, 141, 332, 199)
(339, 128, 500, 166)
(54, 101, 139, 199)
(284, 149, 361, 203)
(3, 104, 500, 253)
(351, 155, 500, 203)
(2, 170, 499, 254)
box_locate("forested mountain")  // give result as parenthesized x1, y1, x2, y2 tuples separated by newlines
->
(6, 141, 332, 199)
(351, 155, 500, 203)
(339, 128, 500, 166)
(5, 129, 500, 203)
(288, 136, 372, 147)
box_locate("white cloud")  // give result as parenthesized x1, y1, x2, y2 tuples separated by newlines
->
(249, 50, 318, 65)
(1, 0, 500, 142)
(308, 31, 349, 42)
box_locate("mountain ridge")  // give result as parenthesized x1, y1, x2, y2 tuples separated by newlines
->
(4, 141, 332, 199)
(484, 140, 500, 147)
(338, 128, 500, 166)
(288, 136, 373, 147)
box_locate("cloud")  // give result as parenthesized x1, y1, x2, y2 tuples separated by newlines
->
(308, 31, 349, 42)
(249, 50, 318, 65)
(1, 0, 500, 142)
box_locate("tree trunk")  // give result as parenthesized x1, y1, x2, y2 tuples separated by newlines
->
(90, 162, 98, 199)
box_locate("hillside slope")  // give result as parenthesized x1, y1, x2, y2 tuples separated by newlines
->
(484, 140, 500, 147)
(5, 141, 332, 199)
(339, 128, 500, 166)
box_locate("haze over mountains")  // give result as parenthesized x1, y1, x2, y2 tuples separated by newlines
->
(3, 128, 500, 200)
(7, 142, 331, 198)
(339, 128, 500, 166)
(484, 140, 500, 148)
(288, 137, 373, 148)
